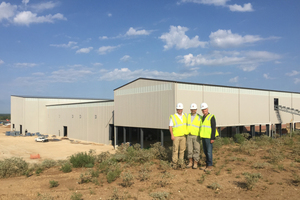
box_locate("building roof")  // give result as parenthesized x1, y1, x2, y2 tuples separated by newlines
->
(11, 95, 112, 101)
(114, 77, 300, 94)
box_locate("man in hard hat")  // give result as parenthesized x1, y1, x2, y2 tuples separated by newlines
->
(200, 102, 219, 172)
(169, 103, 187, 165)
(186, 103, 201, 169)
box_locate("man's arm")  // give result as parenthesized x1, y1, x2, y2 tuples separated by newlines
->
(169, 126, 175, 141)
(210, 116, 216, 143)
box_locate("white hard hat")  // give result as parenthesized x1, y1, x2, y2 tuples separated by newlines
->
(176, 103, 183, 109)
(190, 103, 197, 109)
(200, 102, 208, 110)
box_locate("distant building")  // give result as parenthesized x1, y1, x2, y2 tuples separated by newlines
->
(11, 78, 300, 148)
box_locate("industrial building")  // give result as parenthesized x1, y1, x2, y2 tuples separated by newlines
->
(11, 78, 300, 148)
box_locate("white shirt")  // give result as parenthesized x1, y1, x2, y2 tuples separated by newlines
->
(169, 113, 184, 126)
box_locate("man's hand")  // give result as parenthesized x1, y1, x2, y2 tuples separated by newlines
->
(210, 140, 214, 144)
(171, 135, 175, 141)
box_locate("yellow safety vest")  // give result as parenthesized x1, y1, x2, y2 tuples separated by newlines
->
(170, 113, 187, 137)
(200, 113, 219, 138)
(187, 113, 201, 136)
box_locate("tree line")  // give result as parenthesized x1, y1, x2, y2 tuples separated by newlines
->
(0, 114, 11, 120)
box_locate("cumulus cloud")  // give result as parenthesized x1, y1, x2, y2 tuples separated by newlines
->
(14, 62, 37, 68)
(99, 36, 108, 40)
(229, 76, 239, 83)
(125, 27, 152, 36)
(0, 2, 17, 22)
(209, 29, 263, 48)
(286, 70, 299, 77)
(120, 55, 131, 62)
(160, 25, 207, 50)
(294, 78, 300, 84)
(13, 11, 66, 26)
(108, 13, 112, 17)
(76, 47, 93, 54)
(263, 73, 275, 80)
(49, 68, 93, 82)
(30, 1, 58, 12)
(100, 68, 197, 81)
(50, 41, 77, 48)
(178, 50, 281, 71)
(0, 59, 4, 65)
(0, 1, 66, 25)
(179, 0, 253, 12)
(92, 62, 103, 66)
(229, 3, 253, 12)
(98, 45, 120, 55)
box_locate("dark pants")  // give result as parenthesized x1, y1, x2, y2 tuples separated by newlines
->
(202, 138, 213, 166)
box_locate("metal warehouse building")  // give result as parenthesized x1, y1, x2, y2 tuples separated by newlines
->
(11, 78, 300, 148)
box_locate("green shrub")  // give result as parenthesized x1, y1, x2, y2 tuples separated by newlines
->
(243, 172, 262, 190)
(207, 182, 222, 190)
(95, 151, 111, 163)
(121, 171, 134, 187)
(252, 162, 270, 169)
(149, 192, 169, 200)
(70, 192, 82, 200)
(69, 152, 95, 168)
(239, 140, 258, 155)
(42, 159, 57, 169)
(35, 167, 44, 176)
(107, 167, 122, 183)
(60, 162, 72, 173)
(85, 163, 94, 168)
(255, 135, 273, 147)
(234, 133, 250, 144)
(0, 157, 28, 178)
(292, 173, 300, 186)
(268, 147, 284, 164)
(49, 180, 59, 188)
(138, 165, 151, 181)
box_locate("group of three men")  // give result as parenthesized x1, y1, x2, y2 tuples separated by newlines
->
(169, 102, 218, 171)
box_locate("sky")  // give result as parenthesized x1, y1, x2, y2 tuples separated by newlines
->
(0, 0, 300, 113)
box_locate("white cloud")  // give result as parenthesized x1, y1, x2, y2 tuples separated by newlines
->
(209, 29, 263, 48)
(294, 78, 300, 84)
(125, 27, 151, 36)
(286, 70, 299, 77)
(30, 1, 58, 12)
(178, 51, 281, 71)
(0, 59, 4, 65)
(120, 55, 131, 62)
(160, 25, 207, 50)
(92, 63, 103, 66)
(229, 76, 239, 83)
(32, 72, 44, 76)
(22, 0, 29, 6)
(0, 2, 17, 22)
(108, 13, 112, 17)
(49, 68, 93, 83)
(13, 11, 66, 26)
(76, 47, 93, 54)
(14, 63, 37, 68)
(100, 68, 197, 81)
(99, 36, 108, 40)
(98, 45, 120, 55)
(50, 41, 77, 48)
(263, 73, 275, 80)
(229, 3, 253, 12)
(179, 0, 254, 12)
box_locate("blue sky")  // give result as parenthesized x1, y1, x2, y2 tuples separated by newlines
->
(0, 0, 300, 113)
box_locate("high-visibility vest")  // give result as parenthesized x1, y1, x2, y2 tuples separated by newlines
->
(170, 113, 187, 137)
(187, 113, 201, 136)
(200, 113, 219, 138)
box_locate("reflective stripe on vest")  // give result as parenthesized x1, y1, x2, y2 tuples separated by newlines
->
(187, 113, 201, 136)
(170, 113, 187, 137)
(200, 113, 219, 138)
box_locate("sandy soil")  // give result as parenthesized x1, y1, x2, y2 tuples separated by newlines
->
(0, 126, 115, 163)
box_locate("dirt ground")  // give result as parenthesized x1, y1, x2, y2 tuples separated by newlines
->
(0, 125, 300, 200)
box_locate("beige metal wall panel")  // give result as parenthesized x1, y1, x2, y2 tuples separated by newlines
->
(10, 96, 24, 131)
(239, 89, 270, 125)
(46, 102, 114, 144)
(292, 93, 300, 122)
(269, 92, 293, 124)
(114, 79, 174, 129)
(176, 83, 203, 116)
(202, 86, 239, 126)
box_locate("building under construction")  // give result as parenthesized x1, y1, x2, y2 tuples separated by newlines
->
(11, 78, 300, 148)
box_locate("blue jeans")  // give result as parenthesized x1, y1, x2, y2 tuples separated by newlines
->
(202, 138, 213, 166)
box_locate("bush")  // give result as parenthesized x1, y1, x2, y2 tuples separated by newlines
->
(268, 147, 284, 164)
(243, 172, 262, 190)
(95, 151, 111, 163)
(234, 133, 250, 144)
(207, 182, 222, 190)
(49, 180, 59, 188)
(35, 167, 44, 176)
(42, 159, 57, 169)
(69, 151, 95, 168)
(0, 157, 28, 178)
(60, 162, 72, 173)
(121, 171, 134, 187)
(107, 167, 122, 183)
(70, 192, 83, 200)
(149, 192, 169, 200)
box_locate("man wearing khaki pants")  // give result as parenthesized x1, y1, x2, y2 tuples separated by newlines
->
(169, 103, 187, 164)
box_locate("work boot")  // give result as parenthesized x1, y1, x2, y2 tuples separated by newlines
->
(186, 158, 193, 168)
(204, 166, 213, 172)
(200, 164, 208, 170)
(193, 160, 198, 169)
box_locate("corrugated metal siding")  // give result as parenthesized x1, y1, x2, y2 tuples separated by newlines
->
(115, 79, 174, 129)
(47, 102, 114, 144)
(292, 94, 300, 122)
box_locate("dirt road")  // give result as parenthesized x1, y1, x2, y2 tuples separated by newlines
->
(0, 126, 115, 163)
